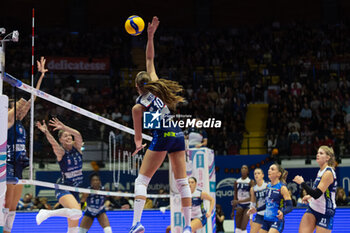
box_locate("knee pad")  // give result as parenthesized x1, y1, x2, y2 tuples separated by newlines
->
(134, 174, 151, 197)
(4, 211, 16, 232)
(67, 226, 79, 233)
(103, 226, 113, 233)
(175, 178, 191, 198)
(78, 227, 88, 233)
(69, 209, 82, 220)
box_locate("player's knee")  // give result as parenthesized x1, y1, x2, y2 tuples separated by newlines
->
(69, 208, 82, 220)
(4, 211, 16, 232)
(134, 174, 151, 197)
(78, 227, 88, 233)
(175, 178, 191, 198)
(103, 226, 113, 233)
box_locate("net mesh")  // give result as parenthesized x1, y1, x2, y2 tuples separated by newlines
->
(3, 73, 168, 201)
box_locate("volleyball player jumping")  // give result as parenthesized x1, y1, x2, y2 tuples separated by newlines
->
(129, 16, 192, 233)
(36, 118, 83, 233)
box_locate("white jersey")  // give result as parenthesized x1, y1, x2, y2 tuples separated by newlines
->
(191, 189, 205, 219)
(237, 177, 251, 205)
(253, 182, 268, 215)
(309, 166, 337, 216)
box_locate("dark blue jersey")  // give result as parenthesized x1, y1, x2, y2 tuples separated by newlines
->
(86, 186, 106, 214)
(264, 182, 285, 222)
(58, 147, 83, 187)
(7, 120, 27, 164)
(136, 92, 180, 132)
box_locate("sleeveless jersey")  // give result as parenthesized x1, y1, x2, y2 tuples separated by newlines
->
(86, 186, 106, 215)
(236, 177, 251, 204)
(7, 120, 27, 164)
(58, 147, 83, 187)
(136, 92, 179, 132)
(309, 166, 337, 216)
(191, 189, 206, 219)
(264, 182, 285, 222)
(254, 182, 268, 215)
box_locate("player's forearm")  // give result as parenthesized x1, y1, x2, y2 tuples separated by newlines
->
(146, 34, 155, 61)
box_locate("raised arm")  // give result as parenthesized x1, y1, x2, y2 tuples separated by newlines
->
(132, 104, 146, 156)
(146, 16, 160, 81)
(36, 120, 65, 161)
(201, 191, 215, 218)
(49, 117, 83, 152)
(17, 56, 48, 121)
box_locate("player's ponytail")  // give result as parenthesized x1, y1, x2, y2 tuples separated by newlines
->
(135, 71, 185, 110)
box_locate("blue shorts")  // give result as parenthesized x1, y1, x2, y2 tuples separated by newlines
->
(261, 219, 284, 233)
(6, 162, 25, 180)
(55, 180, 80, 203)
(84, 208, 106, 219)
(192, 214, 207, 227)
(306, 207, 334, 230)
(253, 214, 265, 225)
(149, 130, 185, 153)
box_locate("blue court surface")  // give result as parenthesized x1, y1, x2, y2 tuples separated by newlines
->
(11, 208, 349, 232)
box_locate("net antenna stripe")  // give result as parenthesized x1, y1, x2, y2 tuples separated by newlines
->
(29, 8, 35, 181)
(15, 179, 170, 198)
(3, 73, 152, 141)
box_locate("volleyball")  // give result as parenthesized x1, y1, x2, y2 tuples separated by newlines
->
(125, 15, 145, 36)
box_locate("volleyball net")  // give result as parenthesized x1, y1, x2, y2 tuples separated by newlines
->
(2, 72, 170, 199)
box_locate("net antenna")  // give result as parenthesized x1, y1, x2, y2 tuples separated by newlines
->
(109, 131, 143, 189)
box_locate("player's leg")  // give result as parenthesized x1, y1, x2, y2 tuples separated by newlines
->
(250, 221, 262, 233)
(235, 207, 243, 232)
(240, 208, 249, 232)
(4, 184, 16, 233)
(315, 226, 331, 233)
(168, 150, 192, 232)
(97, 212, 112, 233)
(190, 218, 203, 232)
(36, 193, 82, 231)
(130, 149, 167, 232)
(299, 213, 316, 233)
(78, 215, 94, 233)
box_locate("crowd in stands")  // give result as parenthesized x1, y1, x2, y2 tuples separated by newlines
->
(4, 21, 350, 158)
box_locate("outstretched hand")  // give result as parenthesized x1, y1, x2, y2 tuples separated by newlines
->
(36, 120, 48, 133)
(37, 56, 48, 74)
(132, 143, 147, 156)
(147, 16, 160, 36)
(49, 117, 65, 131)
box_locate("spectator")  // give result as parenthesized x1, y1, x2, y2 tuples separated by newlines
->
(184, 118, 208, 148)
(17, 193, 33, 210)
(216, 204, 225, 233)
(296, 189, 308, 207)
(336, 187, 349, 206)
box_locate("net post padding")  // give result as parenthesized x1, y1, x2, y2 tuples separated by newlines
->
(0, 95, 9, 230)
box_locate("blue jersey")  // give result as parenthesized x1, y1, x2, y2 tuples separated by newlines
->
(7, 120, 27, 164)
(86, 186, 106, 215)
(309, 166, 337, 216)
(264, 182, 285, 222)
(58, 147, 83, 187)
(136, 92, 179, 132)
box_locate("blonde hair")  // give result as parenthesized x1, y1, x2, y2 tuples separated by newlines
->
(135, 71, 184, 110)
(273, 163, 287, 183)
(319, 145, 336, 168)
